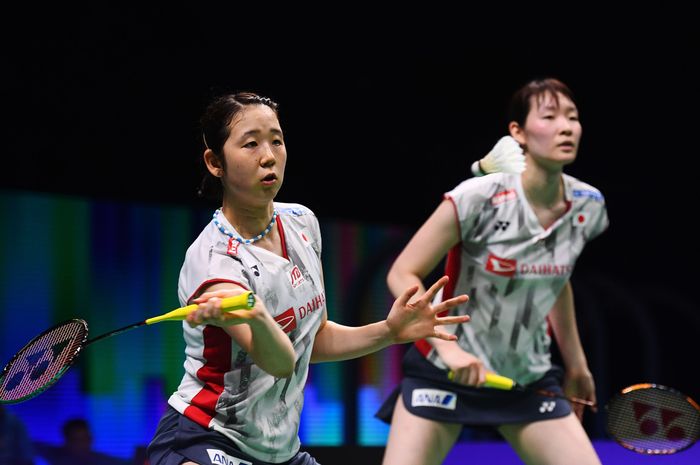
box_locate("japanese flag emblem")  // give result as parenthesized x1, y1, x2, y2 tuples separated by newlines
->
(573, 212, 588, 227)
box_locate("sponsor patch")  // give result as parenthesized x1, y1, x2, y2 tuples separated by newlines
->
(227, 237, 240, 257)
(485, 254, 517, 277)
(411, 388, 457, 410)
(491, 189, 517, 206)
(206, 449, 252, 465)
(274, 307, 298, 333)
(289, 265, 305, 288)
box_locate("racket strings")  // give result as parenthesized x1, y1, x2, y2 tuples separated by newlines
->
(607, 387, 700, 454)
(0, 320, 87, 403)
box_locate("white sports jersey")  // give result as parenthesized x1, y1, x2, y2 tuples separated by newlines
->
(169, 202, 325, 463)
(416, 173, 608, 385)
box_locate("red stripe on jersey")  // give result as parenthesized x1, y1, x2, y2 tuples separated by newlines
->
(277, 216, 289, 260)
(187, 279, 250, 304)
(415, 201, 463, 357)
(415, 339, 432, 356)
(184, 326, 232, 428)
(440, 244, 461, 311)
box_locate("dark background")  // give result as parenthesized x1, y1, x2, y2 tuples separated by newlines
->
(2, 5, 698, 438)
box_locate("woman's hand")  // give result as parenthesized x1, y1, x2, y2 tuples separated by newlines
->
(385, 276, 469, 344)
(564, 367, 597, 420)
(186, 288, 266, 328)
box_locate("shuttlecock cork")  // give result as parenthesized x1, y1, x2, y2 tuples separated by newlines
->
(471, 136, 526, 177)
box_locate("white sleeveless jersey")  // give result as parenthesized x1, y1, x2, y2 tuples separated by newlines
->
(416, 173, 608, 385)
(169, 202, 325, 463)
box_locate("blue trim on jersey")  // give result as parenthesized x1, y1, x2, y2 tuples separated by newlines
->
(277, 206, 308, 216)
(572, 189, 604, 202)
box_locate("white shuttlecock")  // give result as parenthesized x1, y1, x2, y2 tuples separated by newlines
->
(471, 136, 526, 176)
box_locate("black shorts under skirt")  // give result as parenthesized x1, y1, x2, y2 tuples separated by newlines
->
(375, 345, 572, 426)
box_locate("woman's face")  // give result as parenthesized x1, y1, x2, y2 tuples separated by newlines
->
(513, 91, 582, 170)
(219, 104, 287, 206)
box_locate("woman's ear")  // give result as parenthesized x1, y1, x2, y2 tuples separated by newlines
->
(509, 121, 526, 147)
(203, 149, 223, 177)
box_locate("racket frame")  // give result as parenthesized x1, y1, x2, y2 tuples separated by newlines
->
(0, 319, 88, 404)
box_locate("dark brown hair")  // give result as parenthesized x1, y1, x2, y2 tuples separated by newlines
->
(198, 92, 279, 199)
(507, 78, 577, 127)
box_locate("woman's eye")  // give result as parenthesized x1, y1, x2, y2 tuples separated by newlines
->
(243, 141, 258, 148)
(273, 139, 283, 146)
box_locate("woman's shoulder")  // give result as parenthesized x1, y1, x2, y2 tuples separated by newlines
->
(563, 174, 606, 203)
(449, 172, 515, 197)
(274, 201, 316, 218)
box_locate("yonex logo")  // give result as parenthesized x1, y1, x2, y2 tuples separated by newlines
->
(206, 449, 252, 465)
(632, 400, 688, 441)
(539, 401, 556, 413)
(411, 388, 457, 410)
(4, 339, 72, 392)
(485, 254, 517, 277)
(494, 221, 510, 231)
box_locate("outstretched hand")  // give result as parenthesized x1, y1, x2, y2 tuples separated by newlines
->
(385, 276, 469, 344)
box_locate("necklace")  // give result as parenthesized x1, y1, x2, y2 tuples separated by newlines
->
(212, 208, 278, 245)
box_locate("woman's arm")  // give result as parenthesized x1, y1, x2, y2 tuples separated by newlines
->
(187, 283, 296, 378)
(310, 276, 469, 363)
(548, 280, 596, 420)
(386, 198, 487, 385)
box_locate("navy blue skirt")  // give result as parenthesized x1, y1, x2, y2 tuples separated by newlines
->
(375, 345, 572, 426)
(147, 406, 320, 465)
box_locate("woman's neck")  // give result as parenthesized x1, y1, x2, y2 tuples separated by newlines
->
(520, 163, 564, 210)
(221, 202, 276, 239)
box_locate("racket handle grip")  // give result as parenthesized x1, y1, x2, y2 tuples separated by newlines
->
(484, 372, 516, 390)
(145, 291, 256, 324)
(447, 371, 516, 390)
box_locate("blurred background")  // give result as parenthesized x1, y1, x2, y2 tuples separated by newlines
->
(1, 6, 698, 463)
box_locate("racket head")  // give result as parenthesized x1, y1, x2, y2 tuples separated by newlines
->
(606, 383, 700, 455)
(0, 319, 88, 404)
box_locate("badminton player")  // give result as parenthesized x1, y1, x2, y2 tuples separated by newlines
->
(376, 78, 608, 465)
(146, 92, 469, 465)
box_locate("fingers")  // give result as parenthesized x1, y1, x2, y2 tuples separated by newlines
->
(432, 330, 458, 342)
(435, 315, 470, 326)
(432, 294, 468, 314)
(396, 285, 420, 307)
(448, 366, 483, 387)
(420, 276, 449, 303)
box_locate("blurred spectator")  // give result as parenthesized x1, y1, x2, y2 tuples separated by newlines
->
(35, 418, 127, 465)
(0, 405, 35, 465)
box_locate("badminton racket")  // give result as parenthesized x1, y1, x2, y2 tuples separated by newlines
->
(448, 370, 596, 409)
(606, 383, 700, 455)
(449, 371, 699, 455)
(0, 291, 256, 405)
